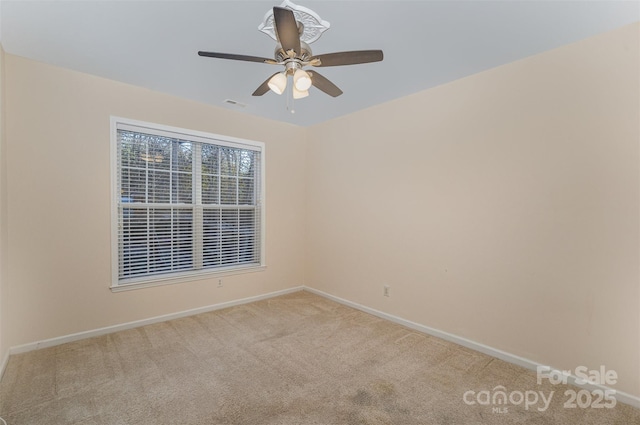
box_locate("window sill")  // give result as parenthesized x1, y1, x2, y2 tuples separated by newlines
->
(110, 265, 267, 293)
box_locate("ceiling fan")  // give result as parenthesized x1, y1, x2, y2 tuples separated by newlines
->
(198, 6, 383, 99)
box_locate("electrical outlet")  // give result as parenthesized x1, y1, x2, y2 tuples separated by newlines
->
(218, 279, 223, 288)
(383, 285, 390, 297)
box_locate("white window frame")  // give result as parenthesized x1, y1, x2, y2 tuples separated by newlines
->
(110, 116, 266, 292)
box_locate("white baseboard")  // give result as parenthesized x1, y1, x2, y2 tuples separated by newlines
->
(303, 286, 640, 409)
(0, 349, 9, 382)
(8, 286, 304, 356)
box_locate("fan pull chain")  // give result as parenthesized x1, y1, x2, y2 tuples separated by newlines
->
(287, 76, 295, 114)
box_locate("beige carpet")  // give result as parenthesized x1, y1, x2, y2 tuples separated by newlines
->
(0, 290, 638, 424)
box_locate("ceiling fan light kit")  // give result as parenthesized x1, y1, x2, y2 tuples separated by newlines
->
(293, 69, 312, 91)
(198, 0, 383, 107)
(293, 87, 309, 99)
(268, 72, 288, 95)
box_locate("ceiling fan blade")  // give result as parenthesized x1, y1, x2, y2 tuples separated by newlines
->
(273, 7, 301, 56)
(311, 50, 384, 67)
(198, 51, 276, 64)
(307, 71, 343, 97)
(252, 73, 280, 96)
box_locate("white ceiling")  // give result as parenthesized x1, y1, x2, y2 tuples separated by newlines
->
(1, 0, 638, 127)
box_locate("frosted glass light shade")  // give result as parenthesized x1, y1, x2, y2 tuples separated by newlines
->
(268, 72, 287, 95)
(293, 69, 312, 91)
(293, 86, 309, 99)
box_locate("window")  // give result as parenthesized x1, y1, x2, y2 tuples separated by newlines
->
(111, 117, 264, 290)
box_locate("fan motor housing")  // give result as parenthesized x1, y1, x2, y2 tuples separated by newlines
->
(275, 41, 312, 62)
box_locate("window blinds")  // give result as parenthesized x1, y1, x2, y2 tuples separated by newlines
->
(116, 125, 262, 284)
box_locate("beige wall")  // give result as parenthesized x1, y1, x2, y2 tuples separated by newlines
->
(0, 44, 7, 366)
(306, 23, 639, 397)
(3, 55, 307, 347)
